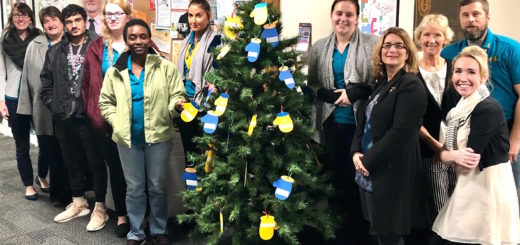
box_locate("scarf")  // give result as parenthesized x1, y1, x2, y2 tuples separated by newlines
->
(442, 85, 490, 150)
(2, 29, 40, 69)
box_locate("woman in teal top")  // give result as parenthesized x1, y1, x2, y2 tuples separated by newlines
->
(307, 0, 377, 243)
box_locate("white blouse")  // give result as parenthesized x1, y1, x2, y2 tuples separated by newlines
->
(419, 63, 447, 107)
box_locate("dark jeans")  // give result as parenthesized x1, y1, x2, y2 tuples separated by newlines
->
(177, 117, 202, 166)
(94, 132, 127, 216)
(322, 116, 369, 245)
(54, 118, 104, 199)
(6, 99, 37, 187)
(44, 135, 72, 204)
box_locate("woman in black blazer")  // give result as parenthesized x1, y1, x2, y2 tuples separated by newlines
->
(414, 14, 456, 224)
(351, 27, 426, 245)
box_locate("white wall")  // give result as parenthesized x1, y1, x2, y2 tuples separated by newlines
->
(280, 0, 415, 42)
(281, 0, 519, 44)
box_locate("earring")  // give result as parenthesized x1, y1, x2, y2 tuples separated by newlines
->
(29, 23, 34, 29)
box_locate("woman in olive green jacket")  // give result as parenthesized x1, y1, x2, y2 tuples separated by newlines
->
(98, 19, 185, 244)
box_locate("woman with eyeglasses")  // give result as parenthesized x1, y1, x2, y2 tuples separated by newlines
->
(81, 0, 132, 235)
(351, 27, 426, 244)
(0, 2, 42, 201)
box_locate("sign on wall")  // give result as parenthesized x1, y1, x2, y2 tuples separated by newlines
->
(358, 0, 399, 36)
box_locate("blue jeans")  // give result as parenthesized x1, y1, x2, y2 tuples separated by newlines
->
(117, 140, 172, 241)
(513, 156, 520, 190)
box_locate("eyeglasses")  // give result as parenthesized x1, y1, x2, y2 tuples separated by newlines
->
(382, 42, 406, 50)
(13, 13, 29, 19)
(105, 12, 126, 19)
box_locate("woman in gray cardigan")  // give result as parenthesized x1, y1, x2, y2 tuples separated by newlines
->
(16, 6, 71, 206)
(307, 0, 377, 243)
(176, 0, 220, 165)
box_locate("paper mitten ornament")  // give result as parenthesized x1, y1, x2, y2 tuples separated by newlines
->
(181, 101, 200, 122)
(201, 111, 219, 134)
(250, 3, 268, 25)
(259, 214, 279, 240)
(224, 15, 243, 40)
(278, 66, 295, 89)
(272, 175, 295, 200)
(272, 112, 293, 133)
(213, 93, 229, 116)
(217, 45, 231, 60)
(261, 22, 279, 47)
(245, 38, 261, 62)
(248, 114, 257, 137)
(181, 168, 197, 190)
(205, 145, 215, 173)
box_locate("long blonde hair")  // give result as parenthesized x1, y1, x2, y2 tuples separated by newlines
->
(101, 0, 133, 62)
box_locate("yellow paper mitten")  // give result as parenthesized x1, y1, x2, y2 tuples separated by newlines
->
(217, 45, 231, 60)
(213, 93, 229, 116)
(181, 101, 200, 123)
(248, 114, 257, 137)
(205, 145, 215, 173)
(272, 112, 293, 133)
(249, 3, 268, 25)
(259, 214, 278, 240)
(224, 15, 243, 39)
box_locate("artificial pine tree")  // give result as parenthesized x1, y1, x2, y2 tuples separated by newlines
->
(178, 1, 336, 244)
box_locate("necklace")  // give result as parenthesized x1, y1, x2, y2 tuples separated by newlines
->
(68, 39, 86, 95)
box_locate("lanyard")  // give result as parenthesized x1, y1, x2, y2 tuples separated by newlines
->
(68, 41, 84, 79)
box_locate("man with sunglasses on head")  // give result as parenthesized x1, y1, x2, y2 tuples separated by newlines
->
(40, 4, 106, 231)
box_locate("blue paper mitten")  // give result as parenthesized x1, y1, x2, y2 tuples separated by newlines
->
(278, 66, 295, 89)
(272, 175, 294, 200)
(245, 38, 261, 62)
(201, 111, 219, 134)
(261, 23, 279, 47)
(181, 168, 198, 190)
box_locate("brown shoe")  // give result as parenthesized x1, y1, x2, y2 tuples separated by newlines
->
(126, 239, 145, 245)
(150, 234, 169, 245)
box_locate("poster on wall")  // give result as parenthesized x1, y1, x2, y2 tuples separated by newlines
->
(39, 0, 67, 10)
(358, 0, 399, 36)
(155, 0, 171, 29)
(414, 0, 463, 43)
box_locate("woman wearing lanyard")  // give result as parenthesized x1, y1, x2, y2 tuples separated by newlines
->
(0, 3, 42, 200)
(82, 0, 132, 236)
(176, 0, 220, 166)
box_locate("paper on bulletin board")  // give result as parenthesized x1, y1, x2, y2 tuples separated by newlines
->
(171, 39, 183, 65)
(155, 0, 171, 29)
(39, 0, 67, 10)
(134, 9, 147, 22)
(151, 24, 172, 54)
(216, 0, 235, 21)
(172, 0, 189, 9)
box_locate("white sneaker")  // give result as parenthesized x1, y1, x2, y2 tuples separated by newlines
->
(54, 198, 90, 223)
(86, 203, 109, 231)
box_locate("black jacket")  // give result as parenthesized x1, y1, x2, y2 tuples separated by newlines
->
(351, 69, 427, 234)
(417, 61, 454, 158)
(40, 31, 97, 120)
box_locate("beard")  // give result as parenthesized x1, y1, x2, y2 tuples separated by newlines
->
(462, 24, 488, 41)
